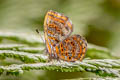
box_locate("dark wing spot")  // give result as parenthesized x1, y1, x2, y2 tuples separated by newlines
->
(61, 49, 64, 51)
(65, 26, 69, 31)
(72, 49, 75, 52)
(69, 57, 71, 59)
(66, 52, 68, 56)
(55, 39, 59, 43)
(71, 42, 73, 44)
(61, 44, 63, 47)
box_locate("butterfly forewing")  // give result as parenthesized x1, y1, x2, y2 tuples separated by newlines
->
(44, 10, 73, 55)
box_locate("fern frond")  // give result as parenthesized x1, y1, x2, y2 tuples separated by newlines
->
(0, 33, 120, 77)
(0, 32, 43, 46)
(0, 43, 118, 60)
(0, 59, 120, 77)
(0, 50, 48, 63)
(0, 44, 44, 53)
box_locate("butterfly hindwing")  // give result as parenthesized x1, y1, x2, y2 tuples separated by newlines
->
(54, 35, 87, 62)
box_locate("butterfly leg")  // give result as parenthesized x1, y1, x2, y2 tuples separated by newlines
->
(47, 54, 54, 62)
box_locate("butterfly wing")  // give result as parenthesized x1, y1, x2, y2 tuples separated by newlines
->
(44, 10, 73, 55)
(54, 35, 87, 62)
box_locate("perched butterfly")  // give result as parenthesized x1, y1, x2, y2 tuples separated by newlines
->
(43, 10, 87, 62)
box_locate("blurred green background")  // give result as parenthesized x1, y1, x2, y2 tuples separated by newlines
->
(0, 0, 120, 79)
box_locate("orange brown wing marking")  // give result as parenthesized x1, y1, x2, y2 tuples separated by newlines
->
(67, 56, 72, 61)
(70, 41, 76, 57)
(55, 46, 59, 55)
(44, 11, 52, 54)
(47, 10, 73, 33)
(48, 23, 63, 36)
(77, 40, 82, 59)
(76, 36, 83, 60)
(48, 14, 65, 24)
(50, 16, 65, 24)
(46, 39, 51, 54)
(80, 41, 87, 61)
(65, 46, 68, 56)
(48, 24, 56, 28)
(82, 42, 86, 53)
(73, 36, 77, 40)
(47, 28, 60, 47)
(48, 23, 61, 32)
(64, 38, 71, 44)
(66, 21, 73, 31)
(47, 30, 54, 35)
(47, 10, 68, 22)
(60, 43, 64, 54)
(80, 52, 85, 61)
(48, 36, 59, 43)
(78, 36, 87, 61)
(59, 43, 65, 59)
(44, 19, 52, 51)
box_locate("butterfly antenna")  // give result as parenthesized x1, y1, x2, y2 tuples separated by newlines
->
(36, 29, 45, 43)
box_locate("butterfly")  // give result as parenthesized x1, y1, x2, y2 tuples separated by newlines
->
(43, 10, 87, 62)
